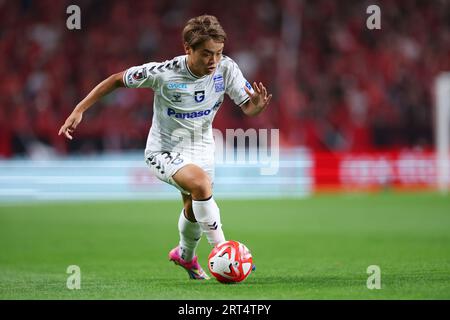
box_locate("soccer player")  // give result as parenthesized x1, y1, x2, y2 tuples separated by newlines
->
(58, 15, 272, 280)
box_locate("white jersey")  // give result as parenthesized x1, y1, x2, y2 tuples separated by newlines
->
(123, 55, 253, 163)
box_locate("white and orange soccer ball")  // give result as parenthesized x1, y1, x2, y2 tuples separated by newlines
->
(208, 240, 253, 283)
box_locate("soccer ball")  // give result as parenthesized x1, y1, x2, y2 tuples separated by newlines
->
(208, 240, 253, 283)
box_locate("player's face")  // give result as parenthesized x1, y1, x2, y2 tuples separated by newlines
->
(186, 39, 224, 77)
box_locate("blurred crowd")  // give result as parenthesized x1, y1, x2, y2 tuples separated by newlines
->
(0, 0, 449, 158)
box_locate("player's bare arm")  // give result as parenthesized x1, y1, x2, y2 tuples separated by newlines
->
(242, 82, 273, 117)
(58, 71, 125, 140)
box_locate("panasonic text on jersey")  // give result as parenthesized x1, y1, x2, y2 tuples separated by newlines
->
(167, 107, 212, 119)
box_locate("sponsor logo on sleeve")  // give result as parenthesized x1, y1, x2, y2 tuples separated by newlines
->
(132, 67, 148, 81)
(241, 80, 254, 96)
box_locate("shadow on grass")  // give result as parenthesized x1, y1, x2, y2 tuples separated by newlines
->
(136, 274, 364, 288)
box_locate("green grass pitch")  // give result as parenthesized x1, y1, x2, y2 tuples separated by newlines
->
(0, 192, 449, 299)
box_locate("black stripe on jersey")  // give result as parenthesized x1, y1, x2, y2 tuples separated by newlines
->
(238, 97, 250, 106)
(148, 61, 180, 75)
(165, 60, 180, 71)
(148, 66, 157, 75)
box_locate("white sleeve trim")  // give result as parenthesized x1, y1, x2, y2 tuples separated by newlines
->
(122, 69, 129, 88)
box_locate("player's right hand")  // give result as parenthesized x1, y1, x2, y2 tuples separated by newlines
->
(58, 111, 83, 140)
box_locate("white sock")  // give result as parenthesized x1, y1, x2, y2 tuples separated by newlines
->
(192, 196, 226, 246)
(178, 209, 202, 262)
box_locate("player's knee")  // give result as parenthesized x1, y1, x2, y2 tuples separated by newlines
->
(173, 164, 212, 199)
(189, 177, 212, 200)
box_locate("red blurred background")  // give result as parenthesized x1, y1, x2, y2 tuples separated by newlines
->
(0, 0, 449, 159)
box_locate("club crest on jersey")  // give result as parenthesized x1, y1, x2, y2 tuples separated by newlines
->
(213, 74, 225, 92)
(194, 90, 205, 103)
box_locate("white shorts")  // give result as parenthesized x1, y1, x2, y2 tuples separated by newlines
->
(145, 151, 214, 195)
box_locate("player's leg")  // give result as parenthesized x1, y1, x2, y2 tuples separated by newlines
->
(145, 152, 223, 278)
(174, 165, 256, 274)
(145, 151, 221, 244)
(182, 192, 196, 222)
(169, 192, 210, 279)
(172, 164, 225, 246)
(177, 193, 201, 261)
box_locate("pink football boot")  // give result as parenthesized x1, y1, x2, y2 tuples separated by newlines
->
(169, 246, 210, 280)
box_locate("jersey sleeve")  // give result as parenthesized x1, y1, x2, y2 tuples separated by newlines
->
(224, 59, 255, 107)
(123, 62, 161, 90)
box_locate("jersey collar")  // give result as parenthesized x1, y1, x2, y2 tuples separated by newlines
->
(184, 57, 207, 80)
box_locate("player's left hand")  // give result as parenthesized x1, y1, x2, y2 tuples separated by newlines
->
(58, 110, 83, 140)
(244, 82, 272, 113)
